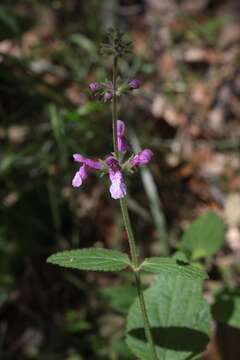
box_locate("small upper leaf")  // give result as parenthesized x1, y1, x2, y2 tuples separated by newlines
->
(179, 211, 224, 260)
(47, 248, 131, 272)
(140, 256, 207, 280)
(212, 287, 240, 329)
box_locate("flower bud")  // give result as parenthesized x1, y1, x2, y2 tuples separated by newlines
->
(129, 79, 141, 90)
(89, 82, 101, 93)
(103, 91, 113, 102)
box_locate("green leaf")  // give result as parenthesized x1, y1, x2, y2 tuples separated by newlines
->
(179, 211, 224, 260)
(127, 273, 211, 360)
(212, 288, 240, 329)
(47, 248, 131, 272)
(140, 256, 207, 280)
(69, 34, 97, 55)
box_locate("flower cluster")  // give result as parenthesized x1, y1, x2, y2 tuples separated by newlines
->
(72, 120, 153, 199)
(88, 79, 140, 103)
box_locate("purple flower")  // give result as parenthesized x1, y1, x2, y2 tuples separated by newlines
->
(130, 149, 153, 167)
(89, 82, 101, 93)
(129, 79, 141, 90)
(103, 91, 113, 102)
(117, 120, 128, 152)
(105, 156, 126, 199)
(72, 153, 101, 188)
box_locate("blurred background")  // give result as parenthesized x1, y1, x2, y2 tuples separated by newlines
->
(0, 0, 240, 359)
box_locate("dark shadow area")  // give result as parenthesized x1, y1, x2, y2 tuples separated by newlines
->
(211, 289, 237, 325)
(216, 323, 240, 360)
(212, 288, 240, 360)
(129, 326, 209, 358)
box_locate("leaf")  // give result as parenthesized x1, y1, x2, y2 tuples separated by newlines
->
(212, 288, 240, 329)
(179, 211, 224, 260)
(140, 256, 207, 280)
(127, 273, 211, 360)
(47, 248, 131, 272)
(69, 34, 97, 55)
(111, 339, 133, 359)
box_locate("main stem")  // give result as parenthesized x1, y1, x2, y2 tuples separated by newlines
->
(112, 56, 158, 360)
(112, 56, 118, 158)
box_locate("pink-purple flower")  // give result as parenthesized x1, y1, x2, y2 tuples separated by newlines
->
(72, 154, 101, 188)
(130, 149, 153, 167)
(117, 120, 128, 152)
(105, 156, 126, 199)
(72, 147, 152, 199)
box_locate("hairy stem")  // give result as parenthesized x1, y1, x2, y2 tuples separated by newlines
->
(119, 196, 138, 268)
(112, 56, 118, 158)
(120, 197, 158, 360)
(112, 54, 158, 360)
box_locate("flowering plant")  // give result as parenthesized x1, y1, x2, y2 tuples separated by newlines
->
(47, 29, 224, 360)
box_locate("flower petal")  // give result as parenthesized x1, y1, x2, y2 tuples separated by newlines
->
(73, 154, 101, 169)
(84, 158, 101, 170)
(131, 149, 153, 166)
(72, 171, 83, 187)
(105, 156, 120, 172)
(117, 120, 125, 136)
(117, 120, 128, 152)
(109, 170, 127, 199)
(78, 164, 88, 180)
(73, 153, 85, 163)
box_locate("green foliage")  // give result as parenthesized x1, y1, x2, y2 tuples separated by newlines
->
(140, 256, 207, 280)
(212, 288, 240, 329)
(189, 16, 228, 46)
(127, 273, 211, 360)
(179, 211, 224, 260)
(171, 15, 228, 46)
(99, 285, 137, 314)
(65, 310, 91, 333)
(69, 34, 98, 58)
(110, 340, 133, 359)
(47, 248, 131, 272)
(0, 5, 32, 40)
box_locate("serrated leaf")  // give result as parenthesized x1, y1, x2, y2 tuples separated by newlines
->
(212, 288, 240, 329)
(179, 211, 224, 260)
(47, 248, 131, 272)
(140, 256, 207, 280)
(127, 273, 211, 360)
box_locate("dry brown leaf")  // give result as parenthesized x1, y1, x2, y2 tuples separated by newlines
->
(224, 193, 240, 226)
(8, 125, 29, 144)
(226, 226, 240, 251)
(163, 106, 187, 127)
(151, 95, 166, 117)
